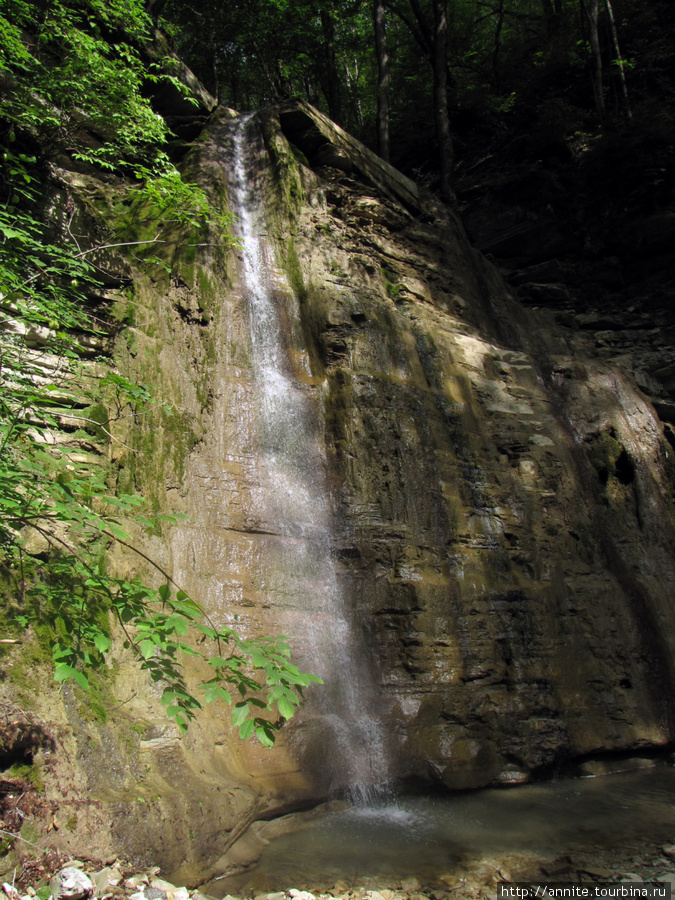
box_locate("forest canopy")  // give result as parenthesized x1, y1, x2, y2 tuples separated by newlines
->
(157, 0, 675, 192)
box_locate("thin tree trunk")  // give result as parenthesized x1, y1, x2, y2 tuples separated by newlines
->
(604, 0, 631, 118)
(408, 0, 435, 57)
(392, 6, 432, 59)
(320, 9, 343, 125)
(580, 0, 605, 117)
(373, 0, 391, 162)
(432, 0, 453, 200)
(344, 58, 364, 128)
(207, 31, 219, 102)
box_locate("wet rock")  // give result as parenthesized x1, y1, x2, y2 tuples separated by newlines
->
(400, 880, 420, 893)
(38, 97, 675, 876)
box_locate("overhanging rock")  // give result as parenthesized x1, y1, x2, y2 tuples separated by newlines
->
(279, 99, 421, 214)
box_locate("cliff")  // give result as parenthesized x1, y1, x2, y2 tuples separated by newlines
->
(3, 96, 675, 883)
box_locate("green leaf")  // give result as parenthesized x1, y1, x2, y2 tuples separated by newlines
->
(239, 718, 255, 741)
(277, 697, 295, 720)
(256, 725, 275, 748)
(203, 685, 231, 703)
(139, 639, 155, 659)
(231, 703, 249, 728)
(106, 521, 130, 540)
(54, 663, 89, 692)
(94, 633, 111, 653)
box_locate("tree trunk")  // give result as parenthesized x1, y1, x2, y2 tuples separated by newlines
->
(373, 0, 391, 162)
(207, 31, 219, 102)
(580, 0, 605, 117)
(320, 9, 343, 125)
(604, 0, 631, 118)
(408, 0, 434, 57)
(432, 0, 453, 201)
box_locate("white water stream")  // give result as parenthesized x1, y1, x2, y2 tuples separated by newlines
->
(229, 113, 390, 802)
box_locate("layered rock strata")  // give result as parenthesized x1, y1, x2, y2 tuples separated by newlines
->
(5, 100, 675, 881)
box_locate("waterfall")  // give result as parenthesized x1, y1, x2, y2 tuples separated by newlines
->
(228, 113, 391, 804)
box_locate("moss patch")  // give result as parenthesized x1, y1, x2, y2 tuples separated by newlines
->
(586, 430, 635, 487)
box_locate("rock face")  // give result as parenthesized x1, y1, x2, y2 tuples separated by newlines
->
(190, 102, 674, 794)
(11, 101, 675, 880)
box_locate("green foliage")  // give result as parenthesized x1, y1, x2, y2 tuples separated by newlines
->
(0, 0, 320, 741)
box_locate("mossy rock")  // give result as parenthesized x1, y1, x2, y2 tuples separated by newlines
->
(586, 430, 635, 486)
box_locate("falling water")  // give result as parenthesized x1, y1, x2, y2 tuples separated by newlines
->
(228, 113, 391, 803)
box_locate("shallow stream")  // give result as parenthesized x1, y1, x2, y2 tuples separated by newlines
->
(211, 767, 675, 894)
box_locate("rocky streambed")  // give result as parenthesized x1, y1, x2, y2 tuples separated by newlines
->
(8, 769, 675, 900)
(10, 840, 675, 900)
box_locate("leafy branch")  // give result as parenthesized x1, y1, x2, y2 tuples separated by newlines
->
(0, 0, 320, 741)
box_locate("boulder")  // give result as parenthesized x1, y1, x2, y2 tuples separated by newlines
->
(49, 870, 94, 900)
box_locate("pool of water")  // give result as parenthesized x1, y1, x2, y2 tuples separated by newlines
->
(209, 767, 675, 894)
